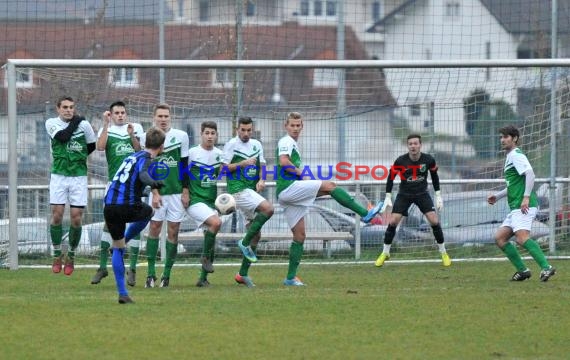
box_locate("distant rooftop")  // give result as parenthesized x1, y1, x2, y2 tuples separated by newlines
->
(0, 0, 174, 22)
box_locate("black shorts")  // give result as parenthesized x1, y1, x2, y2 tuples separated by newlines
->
(103, 203, 153, 241)
(392, 192, 435, 216)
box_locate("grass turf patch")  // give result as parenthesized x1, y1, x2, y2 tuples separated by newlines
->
(1, 261, 568, 359)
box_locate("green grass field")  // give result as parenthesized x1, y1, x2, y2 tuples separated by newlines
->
(1, 260, 568, 360)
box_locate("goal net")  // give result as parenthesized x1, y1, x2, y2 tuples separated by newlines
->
(2, 0, 570, 269)
(3, 60, 570, 270)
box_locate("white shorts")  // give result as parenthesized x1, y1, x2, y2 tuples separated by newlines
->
(185, 202, 218, 229)
(49, 174, 88, 207)
(234, 188, 266, 220)
(501, 207, 537, 233)
(278, 180, 321, 229)
(148, 193, 185, 223)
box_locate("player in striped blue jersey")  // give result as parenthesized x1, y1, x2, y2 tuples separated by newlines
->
(103, 127, 165, 304)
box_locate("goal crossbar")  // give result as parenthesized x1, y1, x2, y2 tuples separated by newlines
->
(7, 58, 570, 69)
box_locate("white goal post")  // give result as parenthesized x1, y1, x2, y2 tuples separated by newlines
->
(5, 58, 570, 270)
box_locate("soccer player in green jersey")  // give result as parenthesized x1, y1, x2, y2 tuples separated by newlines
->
(141, 104, 190, 288)
(45, 96, 97, 275)
(91, 101, 144, 286)
(276, 112, 384, 286)
(222, 116, 274, 288)
(186, 121, 224, 287)
(487, 125, 556, 281)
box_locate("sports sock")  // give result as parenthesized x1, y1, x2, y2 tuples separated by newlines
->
(501, 242, 527, 272)
(199, 269, 208, 281)
(50, 224, 63, 257)
(384, 224, 397, 245)
(98, 234, 111, 269)
(129, 237, 140, 271)
(431, 224, 445, 244)
(162, 240, 178, 278)
(382, 244, 392, 255)
(203, 230, 216, 258)
(522, 239, 550, 269)
(242, 213, 270, 246)
(330, 187, 368, 217)
(146, 237, 159, 277)
(125, 220, 149, 242)
(111, 248, 128, 296)
(286, 241, 304, 280)
(68, 226, 82, 259)
(437, 243, 447, 254)
(239, 245, 257, 276)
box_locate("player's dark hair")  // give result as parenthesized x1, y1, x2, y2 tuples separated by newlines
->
(201, 121, 217, 133)
(238, 116, 253, 126)
(109, 101, 126, 112)
(407, 134, 422, 143)
(145, 127, 166, 149)
(56, 96, 74, 107)
(499, 125, 520, 144)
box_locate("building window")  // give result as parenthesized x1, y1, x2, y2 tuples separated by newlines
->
(300, 0, 309, 15)
(446, 2, 460, 17)
(177, 0, 184, 19)
(326, 1, 336, 16)
(313, 69, 339, 87)
(109, 68, 139, 88)
(199, 0, 209, 21)
(314, 1, 322, 16)
(409, 99, 421, 117)
(299, 0, 336, 18)
(246, 1, 256, 16)
(4, 67, 34, 88)
(372, 1, 383, 21)
(212, 68, 234, 88)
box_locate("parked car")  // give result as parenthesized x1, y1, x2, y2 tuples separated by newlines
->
(405, 191, 550, 246)
(0, 217, 50, 255)
(313, 204, 391, 248)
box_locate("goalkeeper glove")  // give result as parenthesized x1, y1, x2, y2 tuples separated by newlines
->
(435, 191, 443, 211)
(381, 193, 392, 213)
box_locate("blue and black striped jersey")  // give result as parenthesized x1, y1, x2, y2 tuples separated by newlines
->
(104, 150, 162, 205)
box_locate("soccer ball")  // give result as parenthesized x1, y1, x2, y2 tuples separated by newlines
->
(215, 193, 236, 215)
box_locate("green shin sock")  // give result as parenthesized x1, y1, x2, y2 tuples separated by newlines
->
(162, 241, 178, 278)
(522, 239, 550, 269)
(286, 241, 304, 280)
(146, 237, 159, 277)
(239, 245, 257, 276)
(50, 224, 63, 257)
(242, 213, 270, 246)
(501, 242, 527, 272)
(99, 240, 110, 269)
(330, 187, 368, 217)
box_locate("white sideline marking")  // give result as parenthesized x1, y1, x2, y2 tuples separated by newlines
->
(16, 255, 570, 269)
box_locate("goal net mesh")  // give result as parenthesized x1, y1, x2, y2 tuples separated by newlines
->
(2, 0, 570, 268)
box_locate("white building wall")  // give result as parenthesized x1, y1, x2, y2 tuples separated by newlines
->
(382, 0, 519, 137)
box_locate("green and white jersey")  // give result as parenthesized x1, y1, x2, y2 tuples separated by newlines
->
(98, 123, 144, 181)
(140, 128, 189, 196)
(222, 137, 266, 194)
(188, 145, 223, 207)
(504, 148, 538, 210)
(45, 116, 97, 176)
(276, 135, 302, 196)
